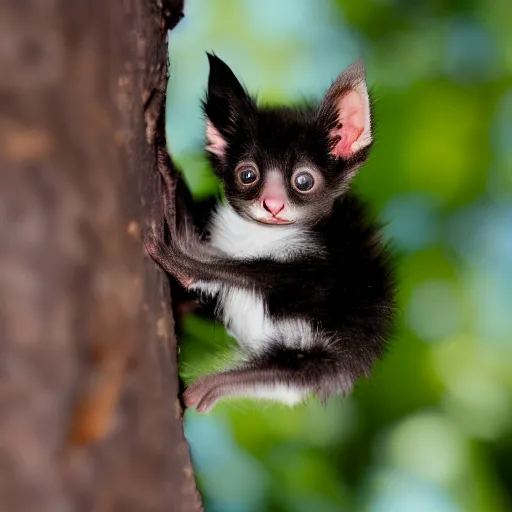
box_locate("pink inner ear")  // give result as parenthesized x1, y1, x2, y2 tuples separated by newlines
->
(206, 119, 227, 158)
(329, 87, 371, 159)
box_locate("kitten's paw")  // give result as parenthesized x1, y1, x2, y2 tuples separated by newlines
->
(144, 233, 192, 285)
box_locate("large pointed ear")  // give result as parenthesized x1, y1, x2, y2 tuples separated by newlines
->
(318, 60, 372, 163)
(202, 53, 254, 160)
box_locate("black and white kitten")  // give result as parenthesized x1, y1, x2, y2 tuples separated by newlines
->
(146, 53, 396, 413)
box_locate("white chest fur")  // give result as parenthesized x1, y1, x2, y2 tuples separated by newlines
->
(191, 204, 317, 352)
(208, 203, 316, 261)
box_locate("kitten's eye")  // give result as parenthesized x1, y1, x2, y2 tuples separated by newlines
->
(237, 165, 259, 186)
(240, 169, 257, 184)
(293, 171, 315, 192)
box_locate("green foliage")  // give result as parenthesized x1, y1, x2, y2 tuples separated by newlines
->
(168, 0, 512, 510)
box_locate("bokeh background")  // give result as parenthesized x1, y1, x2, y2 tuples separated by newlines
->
(166, 0, 512, 510)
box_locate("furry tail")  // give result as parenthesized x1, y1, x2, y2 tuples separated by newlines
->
(182, 343, 356, 412)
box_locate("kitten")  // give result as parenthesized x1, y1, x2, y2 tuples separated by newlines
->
(146, 54, 396, 412)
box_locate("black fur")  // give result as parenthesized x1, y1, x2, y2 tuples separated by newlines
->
(145, 53, 397, 412)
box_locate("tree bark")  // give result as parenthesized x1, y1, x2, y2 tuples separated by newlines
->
(0, 0, 202, 510)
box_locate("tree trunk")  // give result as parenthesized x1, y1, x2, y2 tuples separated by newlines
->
(0, 0, 202, 510)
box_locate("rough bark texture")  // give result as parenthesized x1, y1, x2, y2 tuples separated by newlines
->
(0, 0, 202, 510)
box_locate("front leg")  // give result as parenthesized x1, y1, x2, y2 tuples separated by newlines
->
(144, 229, 196, 288)
(145, 230, 274, 292)
(147, 141, 200, 287)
